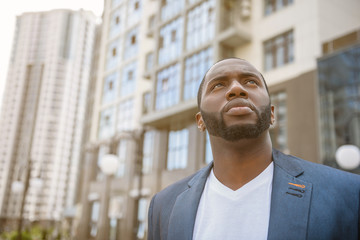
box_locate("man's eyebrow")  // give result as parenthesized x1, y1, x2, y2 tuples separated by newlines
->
(238, 72, 261, 79)
(206, 72, 262, 88)
(206, 75, 228, 86)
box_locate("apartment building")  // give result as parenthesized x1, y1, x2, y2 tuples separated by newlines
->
(77, 0, 360, 239)
(0, 9, 97, 231)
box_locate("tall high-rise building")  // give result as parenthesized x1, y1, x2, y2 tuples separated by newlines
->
(76, 0, 360, 239)
(0, 9, 97, 229)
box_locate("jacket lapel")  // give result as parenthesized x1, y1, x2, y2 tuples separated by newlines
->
(267, 150, 312, 240)
(167, 164, 212, 240)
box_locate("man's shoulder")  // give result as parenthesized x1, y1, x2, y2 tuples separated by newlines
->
(274, 149, 360, 185)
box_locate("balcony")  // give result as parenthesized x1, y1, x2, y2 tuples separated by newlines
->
(217, 0, 251, 47)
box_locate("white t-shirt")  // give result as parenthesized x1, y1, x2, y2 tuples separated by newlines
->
(193, 162, 274, 240)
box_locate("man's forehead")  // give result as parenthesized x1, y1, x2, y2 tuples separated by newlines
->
(205, 59, 260, 83)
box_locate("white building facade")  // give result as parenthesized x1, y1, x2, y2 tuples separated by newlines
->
(0, 9, 97, 229)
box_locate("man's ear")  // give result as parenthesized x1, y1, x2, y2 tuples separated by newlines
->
(270, 105, 275, 125)
(195, 112, 206, 131)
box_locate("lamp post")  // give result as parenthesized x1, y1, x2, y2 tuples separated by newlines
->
(96, 154, 119, 240)
(335, 113, 360, 170)
(11, 161, 43, 240)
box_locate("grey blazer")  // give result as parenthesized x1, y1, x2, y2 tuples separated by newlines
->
(147, 149, 360, 240)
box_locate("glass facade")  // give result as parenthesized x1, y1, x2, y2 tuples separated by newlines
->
(117, 98, 134, 131)
(158, 18, 183, 65)
(102, 72, 118, 104)
(205, 132, 212, 164)
(109, 7, 125, 39)
(186, 0, 215, 51)
(264, 0, 294, 16)
(90, 201, 100, 237)
(142, 131, 155, 174)
(264, 30, 294, 71)
(270, 91, 288, 152)
(318, 44, 360, 168)
(184, 47, 213, 101)
(121, 61, 137, 96)
(124, 27, 139, 59)
(161, 0, 185, 21)
(155, 64, 180, 110)
(167, 128, 189, 170)
(136, 198, 148, 239)
(98, 107, 116, 140)
(127, 0, 142, 26)
(106, 38, 122, 70)
(115, 140, 128, 177)
(112, 0, 123, 8)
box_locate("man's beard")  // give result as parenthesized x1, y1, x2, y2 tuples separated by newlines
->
(200, 103, 272, 142)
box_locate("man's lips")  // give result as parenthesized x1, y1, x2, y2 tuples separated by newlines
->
(227, 106, 253, 115)
(223, 99, 255, 115)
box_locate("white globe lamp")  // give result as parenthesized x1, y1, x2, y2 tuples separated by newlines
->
(335, 144, 360, 170)
(99, 154, 119, 175)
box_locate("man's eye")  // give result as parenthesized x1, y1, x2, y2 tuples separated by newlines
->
(212, 83, 224, 89)
(246, 79, 258, 85)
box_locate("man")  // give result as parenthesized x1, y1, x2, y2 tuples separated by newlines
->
(147, 58, 360, 240)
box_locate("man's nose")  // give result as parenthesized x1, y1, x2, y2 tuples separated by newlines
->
(225, 80, 248, 100)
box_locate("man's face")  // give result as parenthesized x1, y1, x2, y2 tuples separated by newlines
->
(196, 59, 274, 141)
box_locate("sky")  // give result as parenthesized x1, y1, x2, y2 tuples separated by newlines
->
(0, 0, 104, 112)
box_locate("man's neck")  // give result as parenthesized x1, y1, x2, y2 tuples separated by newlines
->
(210, 132, 273, 190)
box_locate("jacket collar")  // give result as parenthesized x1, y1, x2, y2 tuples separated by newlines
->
(167, 149, 312, 240)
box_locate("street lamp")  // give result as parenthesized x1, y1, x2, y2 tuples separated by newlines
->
(336, 144, 360, 170)
(11, 162, 43, 240)
(335, 113, 360, 170)
(96, 154, 119, 240)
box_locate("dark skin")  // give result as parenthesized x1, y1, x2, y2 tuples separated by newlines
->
(196, 58, 275, 190)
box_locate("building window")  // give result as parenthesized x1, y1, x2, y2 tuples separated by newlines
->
(136, 198, 148, 239)
(318, 45, 360, 168)
(184, 47, 213, 101)
(121, 61, 137, 96)
(112, 0, 122, 7)
(161, 0, 184, 21)
(186, 0, 215, 50)
(156, 64, 180, 110)
(90, 201, 100, 237)
(158, 18, 183, 65)
(128, 0, 142, 26)
(167, 128, 189, 170)
(142, 92, 151, 114)
(109, 7, 125, 39)
(108, 196, 124, 239)
(264, 30, 294, 71)
(106, 38, 122, 70)
(98, 107, 116, 140)
(145, 52, 154, 72)
(124, 27, 139, 59)
(264, 0, 294, 15)
(142, 131, 155, 174)
(102, 72, 118, 104)
(117, 98, 134, 131)
(205, 132, 212, 164)
(115, 140, 127, 177)
(270, 91, 288, 152)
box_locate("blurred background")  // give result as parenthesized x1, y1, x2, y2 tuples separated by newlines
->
(0, 0, 359, 239)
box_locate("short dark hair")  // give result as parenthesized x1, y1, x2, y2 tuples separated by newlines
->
(197, 58, 270, 108)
